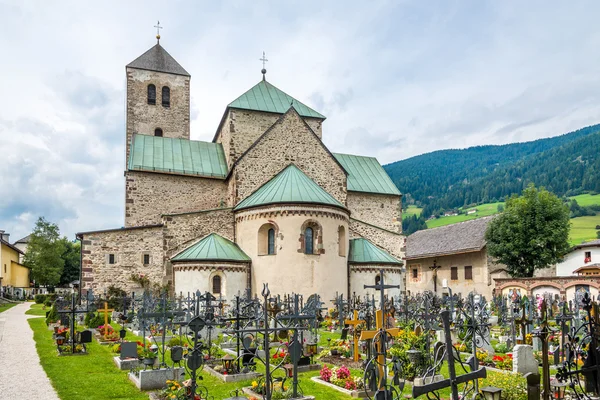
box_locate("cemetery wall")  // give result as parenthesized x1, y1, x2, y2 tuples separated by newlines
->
(125, 171, 228, 227)
(349, 219, 405, 260)
(162, 208, 235, 259)
(496, 276, 600, 301)
(350, 266, 404, 297)
(231, 109, 346, 205)
(125, 68, 190, 165)
(215, 109, 323, 169)
(173, 261, 249, 302)
(346, 192, 401, 233)
(235, 204, 349, 301)
(405, 249, 492, 298)
(79, 225, 165, 293)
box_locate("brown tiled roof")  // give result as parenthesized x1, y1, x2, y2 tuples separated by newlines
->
(406, 216, 494, 260)
(573, 239, 600, 250)
(573, 264, 600, 274)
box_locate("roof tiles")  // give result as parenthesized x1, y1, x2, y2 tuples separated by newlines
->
(127, 44, 190, 76)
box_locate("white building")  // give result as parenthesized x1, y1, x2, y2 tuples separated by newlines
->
(556, 239, 600, 276)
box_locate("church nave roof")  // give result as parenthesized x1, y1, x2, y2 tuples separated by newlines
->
(171, 233, 250, 262)
(234, 164, 345, 211)
(333, 153, 401, 196)
(128, 134, 228, 178)
(228, 80, 325, 119)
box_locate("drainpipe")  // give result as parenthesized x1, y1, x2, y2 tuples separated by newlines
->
(76, 233, 83, 302)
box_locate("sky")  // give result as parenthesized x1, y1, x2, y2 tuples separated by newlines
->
(1, 0, 600, 241)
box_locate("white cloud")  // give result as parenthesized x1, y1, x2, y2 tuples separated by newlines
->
(1, 0, 600, 239)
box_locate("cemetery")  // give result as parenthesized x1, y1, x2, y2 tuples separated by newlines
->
(18, 269, 600, 400)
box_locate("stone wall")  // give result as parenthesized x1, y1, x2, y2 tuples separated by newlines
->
(80, 226, 165, 294)
(349, 219, 405, 260)
(232, 109, 346, 204)
(125, 171, 228, 227)
(350, 266, 404, 299)
(173, 261, 249, 302)
(215, 108, 324, 169)
(126, 67, 190, 165)
(163, 208, 235, 258)
(346, 192, 402, 233)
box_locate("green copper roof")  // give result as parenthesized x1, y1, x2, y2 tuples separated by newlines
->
(349, 238, 402, 265)
(333, 153, 401, 196)
(128, 134, 228, 178)
(234, 164, 345, 211)
(172, 233, 250, 262)
(228, 80, 325, 119)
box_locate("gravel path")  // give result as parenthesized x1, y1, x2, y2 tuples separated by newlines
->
(0, 303, 60, 400)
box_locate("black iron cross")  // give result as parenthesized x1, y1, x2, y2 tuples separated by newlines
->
(412, 310, 487, 400)
(514, 299, 533, 344)
(57, 295, 91, 354)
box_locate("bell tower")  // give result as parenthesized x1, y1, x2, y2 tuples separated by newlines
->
(124, 26, 191, 168)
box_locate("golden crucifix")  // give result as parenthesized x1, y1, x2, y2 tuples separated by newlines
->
(359, 309, 399, 389)
(345, 310, 365, 362)
(98, 301, 115, 340)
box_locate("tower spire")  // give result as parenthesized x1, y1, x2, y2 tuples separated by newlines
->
(154, 21, 163, 44)
(260, 51, 268, 80)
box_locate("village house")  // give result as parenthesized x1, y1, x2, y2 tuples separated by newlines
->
(405, 217, 508, 299)
(0, 231, 31, 299)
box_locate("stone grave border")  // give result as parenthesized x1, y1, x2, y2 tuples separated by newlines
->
(243, 386, 315, 400)
(310, 376, 375, 398)
(203, 365, 261, 383)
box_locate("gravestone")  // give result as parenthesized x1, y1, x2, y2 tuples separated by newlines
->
(435, 330, 445, 343)
(513, 345, 538, 375)
(532, 336, 542, 352)
(120, 342, 138, 360)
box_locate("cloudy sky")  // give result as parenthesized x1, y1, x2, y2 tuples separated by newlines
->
(1, 0, 600, 240)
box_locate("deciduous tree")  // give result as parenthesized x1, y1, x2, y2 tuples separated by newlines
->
(485, 184, 570, 277)
(24, 217, 65, 288)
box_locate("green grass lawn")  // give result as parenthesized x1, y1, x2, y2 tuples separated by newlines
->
(569, 214, 600, 245)
(26, 302, 48, 316)
(569, 193, 600, 207)
(426, 202, 504, 229)
(0, 302, 19, 313)
(29, 317, 148, 400)
(403, 205, 423, 219)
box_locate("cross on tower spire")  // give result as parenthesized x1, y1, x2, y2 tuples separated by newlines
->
(154, 21, 163, 44)
(260, 51, 268, 80)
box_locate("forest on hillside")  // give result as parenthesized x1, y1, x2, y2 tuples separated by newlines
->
(384, 125, 600, 229)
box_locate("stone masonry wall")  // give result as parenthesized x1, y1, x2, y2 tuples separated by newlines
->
(349, 219, 405, 260)
(216, 109, 324, 169)
(125, 67, 190, 166)
(163, 208, 235, 259)
(80, 226, 165, 294)
(346, 192, 402, 233)
(125, 171, 228, 227)
(233, 109, 346, 204)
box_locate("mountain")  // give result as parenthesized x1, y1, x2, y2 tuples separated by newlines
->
(384, 124, 600, 223)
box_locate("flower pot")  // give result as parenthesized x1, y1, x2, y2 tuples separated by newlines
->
(143, 357, 156, 366)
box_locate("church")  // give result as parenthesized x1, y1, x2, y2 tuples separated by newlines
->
(77, 36, 405, 302)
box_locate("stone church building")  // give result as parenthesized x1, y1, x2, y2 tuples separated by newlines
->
(77, 40, 405, 302)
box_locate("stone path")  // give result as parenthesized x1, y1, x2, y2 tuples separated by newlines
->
(0, 303, 60, 399)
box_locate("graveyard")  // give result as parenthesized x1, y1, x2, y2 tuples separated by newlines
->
(15, 270, 600, 400)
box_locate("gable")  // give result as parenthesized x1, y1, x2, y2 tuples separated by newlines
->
(231, 108, 347, 205)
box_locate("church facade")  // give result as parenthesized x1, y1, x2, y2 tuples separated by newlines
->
(77, 41, 405, 302)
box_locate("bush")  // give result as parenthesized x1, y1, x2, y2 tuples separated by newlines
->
(494, 342, 508, 354)
(45, 303, 58, 325)
(34, 294, 47, 304)
(86, 312, 110, 329)
(44, 299, 52, 307)
(167, 336, 182, 347)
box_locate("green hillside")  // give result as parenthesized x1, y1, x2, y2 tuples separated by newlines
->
(417, 194, 600, 246)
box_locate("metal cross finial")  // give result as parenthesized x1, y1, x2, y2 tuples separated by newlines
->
(260, 51, 268, 80)
(154, 21, 163, 43)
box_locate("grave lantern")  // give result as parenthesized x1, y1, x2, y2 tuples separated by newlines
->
(56, 335, 65, 346)
(481, 386, 502, 400)
(306, 343, 318, 356)
(284, 363, 294, 378)
(224, 389, 247, 400)
(119, 329, 126, 340)
(551, 380, 567, 400)
(221, 354, 235, 373)
(407, 349, 422, 364)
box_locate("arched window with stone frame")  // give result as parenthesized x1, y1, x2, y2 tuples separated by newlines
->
(300, 219, 323, 255)
(212, 275, 222, 295)
(258, 222, 278, 255)
(338, 226, 346, 257)
(154, 128, 163, 137)
(147, 84, 156, 105)
(162, 86, 170, 107)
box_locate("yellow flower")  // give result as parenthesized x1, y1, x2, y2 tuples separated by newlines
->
(252, 380, 258, 388)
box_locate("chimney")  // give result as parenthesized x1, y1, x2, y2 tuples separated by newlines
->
(0, 231, 9, 242)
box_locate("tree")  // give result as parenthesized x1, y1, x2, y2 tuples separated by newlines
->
(23, 217, 65, 288)
(485, 184, 570, 277)
(497, 204, 504, 212)
(59, 239, 80, 286)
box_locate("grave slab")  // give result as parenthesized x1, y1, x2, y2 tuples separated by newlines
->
(203, 365, 261, 383)
(128, 367, 186, 390)
(310, 376, 375, 399)
(113, 356, 140, 370)
(513, 344, 538, 375)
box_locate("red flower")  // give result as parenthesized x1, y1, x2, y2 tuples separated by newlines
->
(273, 354, 278, 359)
(280, 352, 285, 358)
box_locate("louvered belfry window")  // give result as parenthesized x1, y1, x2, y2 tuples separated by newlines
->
(162, 86, 170, 107)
